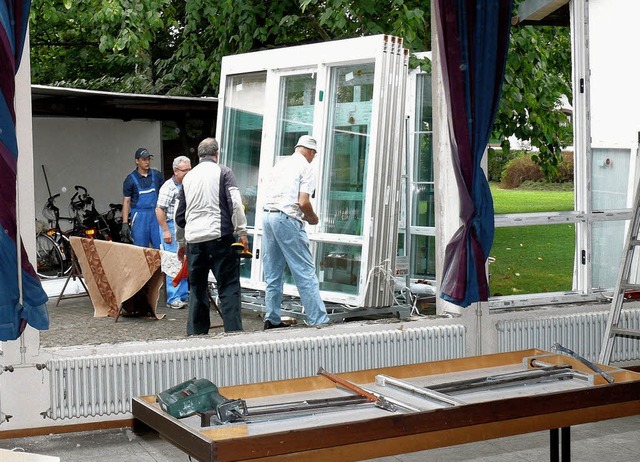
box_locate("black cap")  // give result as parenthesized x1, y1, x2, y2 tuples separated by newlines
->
(135, 148, 153, 159)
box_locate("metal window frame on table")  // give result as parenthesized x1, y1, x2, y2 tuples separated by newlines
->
(132, 349, 640, 462)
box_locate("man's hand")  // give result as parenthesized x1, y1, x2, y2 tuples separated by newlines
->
(239, 235, 249, 252)
(304, 213, 319, 225)
(162, 228, 173, 244)
(120, 223, 132, 243)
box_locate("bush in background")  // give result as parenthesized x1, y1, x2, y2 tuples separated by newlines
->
(501, 153, 545, 188)
(500, 151, 574, 189)
(487, 147, 522, 182)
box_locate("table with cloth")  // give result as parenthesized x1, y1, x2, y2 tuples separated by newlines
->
(70, 237, 165, 319)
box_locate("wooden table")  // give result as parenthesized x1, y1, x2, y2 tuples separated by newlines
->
(70, 237, 164, 319)
(132, 349, 640, 461)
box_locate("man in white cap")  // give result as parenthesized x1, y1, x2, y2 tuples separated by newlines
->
(261, 135, 330, 329)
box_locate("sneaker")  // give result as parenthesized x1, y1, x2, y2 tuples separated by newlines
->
(168, 300, 186, 310)
(263, 320, 291, 330)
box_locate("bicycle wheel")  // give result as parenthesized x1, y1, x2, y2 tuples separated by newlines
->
(36, 234, 65, 278)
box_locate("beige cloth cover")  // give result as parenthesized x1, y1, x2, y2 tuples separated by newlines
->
(70, 237, 164, 319)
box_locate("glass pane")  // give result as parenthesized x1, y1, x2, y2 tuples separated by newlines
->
(411, 183, 435, 227)
(276, 73, 317, 156)
(411, 235, 436, 278)
(489, 224, 575, 296)
(591, 148, 630, 210)
(317, 243, 361, 295)
(414, 73, 433, 183)
(321, 63, 374, 236)
(414, 133, 434, 183)
(415, 74, 433, 131)
(221, 72, 266, 227)
(592, 220, 626, 289)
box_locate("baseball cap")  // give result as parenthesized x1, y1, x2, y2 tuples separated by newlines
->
(135, 148, 153, 159)
(295, 135, 317, 152)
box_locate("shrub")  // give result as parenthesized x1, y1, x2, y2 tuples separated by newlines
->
(500, 154, 544, 188)
(555, 151, 574, 183)
(487, 148, 522, 182)
(499, 150, 574, 188)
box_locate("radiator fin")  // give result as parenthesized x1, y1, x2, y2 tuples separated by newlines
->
(47, 325, 465, 420)
(497, 310, 640, 363)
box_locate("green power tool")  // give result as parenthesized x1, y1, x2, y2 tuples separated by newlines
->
(156, 378, 247, 422)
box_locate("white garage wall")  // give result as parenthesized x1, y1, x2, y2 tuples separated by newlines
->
(32, 117, 162, 226)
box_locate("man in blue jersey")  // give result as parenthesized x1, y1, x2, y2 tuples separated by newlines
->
(121, 148, 163, 249)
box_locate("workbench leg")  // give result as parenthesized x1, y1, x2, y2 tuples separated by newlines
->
(550, 427, 571, 461)
(561, 426, 571, 461)
(550, 428, 559, 462)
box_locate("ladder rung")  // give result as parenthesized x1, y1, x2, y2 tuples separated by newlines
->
(611, 327, 640, 338)
(631, 239, 640, 246)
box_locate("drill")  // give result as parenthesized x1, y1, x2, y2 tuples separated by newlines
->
(157, 378, 247, 425)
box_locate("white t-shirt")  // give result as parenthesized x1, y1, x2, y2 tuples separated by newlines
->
(263, 152, 315, 221)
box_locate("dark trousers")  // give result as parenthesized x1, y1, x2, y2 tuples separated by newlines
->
(186, 234, 243, 334)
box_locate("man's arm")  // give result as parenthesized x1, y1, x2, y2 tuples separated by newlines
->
(298, 192, 318, 225)
(122, 196, 131, 225)
(155, 206, 171, 244)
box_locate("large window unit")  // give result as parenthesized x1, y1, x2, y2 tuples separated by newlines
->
(217, 35, 407, 308)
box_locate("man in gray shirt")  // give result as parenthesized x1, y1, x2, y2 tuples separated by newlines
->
(176, 138, 248, 334)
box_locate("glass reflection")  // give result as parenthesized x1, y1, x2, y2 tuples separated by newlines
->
(276, 73, 317, 156)
(221, 72, 266, 228)
(322, 63, 375, 237)
(317, 243, 361, 294)
(221, 73, 267, 279)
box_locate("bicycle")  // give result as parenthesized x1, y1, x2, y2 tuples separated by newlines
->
(35, 192, 72, 278)
(35, 186, 119, 279)
(69, 185, 113, 241)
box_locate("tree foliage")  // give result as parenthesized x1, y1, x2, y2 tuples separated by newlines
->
(29, 0, 571, 175)
(494, 23, 573, 178)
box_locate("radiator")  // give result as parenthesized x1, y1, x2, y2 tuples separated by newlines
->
(46, 325, 466, 420)
(496, 310, 640, 363)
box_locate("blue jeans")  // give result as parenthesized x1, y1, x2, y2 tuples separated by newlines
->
(186, 234, 243, 334)
(159, 220, 188, 305)
(262, 211, 329, 326)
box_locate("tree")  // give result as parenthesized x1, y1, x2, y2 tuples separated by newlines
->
(30, 0, 571, 176)
(493, 23, 573, 179)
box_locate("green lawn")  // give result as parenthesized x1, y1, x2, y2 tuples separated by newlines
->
(489, 184, 575, 296)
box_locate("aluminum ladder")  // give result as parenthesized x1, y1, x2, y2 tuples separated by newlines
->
(599, 182, 640, 365)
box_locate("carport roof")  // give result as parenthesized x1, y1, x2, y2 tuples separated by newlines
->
(513, 0, 570, 26)
(31, 85, 218, 121)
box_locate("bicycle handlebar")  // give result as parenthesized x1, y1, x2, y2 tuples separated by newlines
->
(46, 193, 61, 205)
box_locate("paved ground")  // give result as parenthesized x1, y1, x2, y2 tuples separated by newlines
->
(39, 278, 419, 348)
(40, 284, 268, 348)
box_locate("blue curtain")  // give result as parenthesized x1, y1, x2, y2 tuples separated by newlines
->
(434, 0, 513, 307)
(1, 0, 49, 340)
